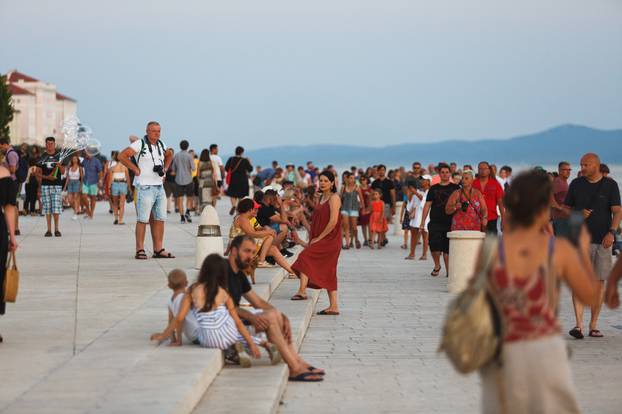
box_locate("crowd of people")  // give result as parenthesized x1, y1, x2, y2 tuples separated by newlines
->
(1, 122, 622, 394)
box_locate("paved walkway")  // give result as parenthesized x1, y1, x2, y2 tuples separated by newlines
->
(280, 228, 622, 413)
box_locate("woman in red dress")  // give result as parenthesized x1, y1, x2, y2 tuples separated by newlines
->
(290, 171, 342, 315)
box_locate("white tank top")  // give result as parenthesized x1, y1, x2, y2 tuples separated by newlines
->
(68, 167, 80, 180)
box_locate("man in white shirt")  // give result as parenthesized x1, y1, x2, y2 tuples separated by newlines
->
(119, 121, 174, 260)
(209, 144, 225, 188)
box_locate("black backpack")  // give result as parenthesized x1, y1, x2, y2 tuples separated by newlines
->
(8, 149, 28, 183)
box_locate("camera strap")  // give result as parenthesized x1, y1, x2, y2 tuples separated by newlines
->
(140, 137, 164, 167)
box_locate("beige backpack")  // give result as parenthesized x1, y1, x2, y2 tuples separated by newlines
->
(438, 236, 504, 374)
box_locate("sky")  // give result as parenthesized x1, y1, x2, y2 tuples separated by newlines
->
(1, 0, 621, 155)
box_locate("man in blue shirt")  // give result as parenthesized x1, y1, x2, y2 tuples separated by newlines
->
(81, 152, 103, 219)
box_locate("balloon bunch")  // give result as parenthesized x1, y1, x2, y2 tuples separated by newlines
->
(54, 115, 102, 177)
(58, 115, 102, 162)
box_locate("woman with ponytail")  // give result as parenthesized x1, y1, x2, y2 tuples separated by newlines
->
(290, 170, 343, 315)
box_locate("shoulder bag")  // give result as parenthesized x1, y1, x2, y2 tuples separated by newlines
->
(438, 235, 503, 374)
(4, 251, 19, 302)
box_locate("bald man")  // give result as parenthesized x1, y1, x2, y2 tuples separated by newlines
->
(564, 153, 621, 339)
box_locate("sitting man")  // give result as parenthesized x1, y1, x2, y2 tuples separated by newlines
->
(227, 235, 325, 382)
(257, 189, 294, 257)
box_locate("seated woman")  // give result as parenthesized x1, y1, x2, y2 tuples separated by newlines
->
(229, 198, 295, 281)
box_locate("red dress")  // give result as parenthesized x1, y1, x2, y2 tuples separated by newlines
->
(358, 187, 371, 226)
(292, 198, 342, 291)
(369, 200, 388, 233)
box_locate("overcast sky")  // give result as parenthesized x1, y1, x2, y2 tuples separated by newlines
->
(1, 0, 621, 154)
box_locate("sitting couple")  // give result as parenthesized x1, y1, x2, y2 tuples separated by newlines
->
(150, 235, 324, 382)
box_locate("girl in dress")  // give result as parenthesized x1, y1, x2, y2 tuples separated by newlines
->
(358, 175, 372, 247)
(412, 176, 431, 260)
(369, 189, 388, 250)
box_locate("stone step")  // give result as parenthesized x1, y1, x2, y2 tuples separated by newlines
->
(193, 279, 321, 414)
(4, 258, 297, 414)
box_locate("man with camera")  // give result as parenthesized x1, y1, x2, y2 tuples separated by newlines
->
(119, 121, 174, 260)
(564, 153, 621, 339)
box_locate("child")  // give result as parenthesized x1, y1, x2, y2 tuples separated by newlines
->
(400, 187, 413, 250)
(174, 254, 280, 368)
(150, 269, 200, 346)
(369, 189, 388, 250)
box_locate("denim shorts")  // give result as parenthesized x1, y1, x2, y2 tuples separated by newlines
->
(341, 210, 359, 217)
(82, 183, 98, 196)
(111, 181, 128, 197)
(136, 184, 167, 223)
(67, 179, 81, 193)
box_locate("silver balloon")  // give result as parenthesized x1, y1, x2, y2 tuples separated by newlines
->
(85, 138, 101, 157)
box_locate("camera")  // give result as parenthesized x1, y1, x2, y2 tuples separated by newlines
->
(153, 165, 165, 177)
(460, 201, 469, 212)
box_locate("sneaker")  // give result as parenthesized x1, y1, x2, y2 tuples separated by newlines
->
(180, 215, 186, 223)
(72, 215, 78, 221)
(185, 213, 192, 223)
(234, 342, 252, 368)
(265, 256, 276, 265)
(224, 346, 240, 365)
(280, 248, 294, 258)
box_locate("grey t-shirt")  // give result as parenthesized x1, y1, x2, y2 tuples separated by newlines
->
(172, 150, 195, 186)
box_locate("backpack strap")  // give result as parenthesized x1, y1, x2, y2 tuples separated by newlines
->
(546, 236, 560, 315)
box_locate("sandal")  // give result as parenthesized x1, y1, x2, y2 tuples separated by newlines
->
(289, 372, 324, 382)
(257, 261, 275, 268)
(419, 256, 427, 261)
(54, 230, 62, 237)
(135, 249, 148, 260)
(431, 267, 441, 277)
(401, 244, 407, 249)
(568, 327, 584, 339)
(404, 256, 415, 260)
(355, 240, 361, 249)
(307, 366, 326, 375)
(153, 248, 175, 259)
(290, 294, 308, 301)
(316, 309, 340, 316)
(588, 329, 603, 338)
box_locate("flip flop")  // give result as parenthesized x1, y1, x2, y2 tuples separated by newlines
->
(589, 329, 603, 338)
(404, 256, 415, 260)
(308, 366, 325, 375)
(135, 249, 148, 260)
(288, 372, 324, 382)
(153, 248, 175, 259)
(316, 309, 340, 316)
(290, 294, 308, 301)
(431, 267, 441, 277)
(568, 327, 584, 339)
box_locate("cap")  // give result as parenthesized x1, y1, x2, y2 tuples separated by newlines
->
(421, 174, 432, 181)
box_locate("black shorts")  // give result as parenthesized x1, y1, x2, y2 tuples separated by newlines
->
(193, 177, 199, 197)
(174, 183, 194, 197)
(486, 219, 498, 235)
(163, 181, 176, 198)
(429, 228, 450, 254)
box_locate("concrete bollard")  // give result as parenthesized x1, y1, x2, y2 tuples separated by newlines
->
(195, 205, 225, 269)
(393, 201, 404, 236)
(447, 230, 485, 293)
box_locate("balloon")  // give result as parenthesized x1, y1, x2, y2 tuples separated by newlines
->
(85, 138, 101, 157)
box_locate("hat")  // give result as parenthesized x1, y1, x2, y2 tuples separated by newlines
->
(253, 200, 261, 210)
(421, 174, 432, 181)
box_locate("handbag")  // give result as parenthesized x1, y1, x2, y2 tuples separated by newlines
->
(4, 251, 19, 303)
(438, 235, 503, 374)
(225, 158, 243, 186)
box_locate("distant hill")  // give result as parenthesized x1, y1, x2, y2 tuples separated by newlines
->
(244, 125, 622, 167)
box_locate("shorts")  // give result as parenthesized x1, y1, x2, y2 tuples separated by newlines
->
(429, 227, 450, 254)
(241, 307, 268, 343)
(135, 184, 167, 223)
(341, 210, 359, 217)
(111, 182, 128, 197)
(269, 222, 282, 234)
(589, 244, 612, 281)
(67, 179, 81, 193)
(163, 181, 176, 198)
(401, 215, 411, 230)
(486, 219, 498, 235)
(82, 183, 98, 196)
(174, 183, 194, 197)
(41, 185, 63, 215)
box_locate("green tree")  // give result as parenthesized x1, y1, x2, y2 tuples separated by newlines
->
(0, 75, 15, 140)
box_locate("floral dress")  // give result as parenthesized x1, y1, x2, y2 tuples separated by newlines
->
(450, 189, 482, 231)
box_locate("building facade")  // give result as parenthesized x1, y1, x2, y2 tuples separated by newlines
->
(5, 70, 77, 146)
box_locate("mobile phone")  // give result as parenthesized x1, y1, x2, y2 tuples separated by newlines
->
(557, 211, 583, 246)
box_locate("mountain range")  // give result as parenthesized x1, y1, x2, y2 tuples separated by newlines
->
(244, 125, 621, 168)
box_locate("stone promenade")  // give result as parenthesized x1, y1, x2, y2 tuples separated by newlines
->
(1, 200, 621, 413)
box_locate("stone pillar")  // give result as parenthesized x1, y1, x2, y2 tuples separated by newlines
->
(195, 205, 224, 269)
(447, 230, 485, 293)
